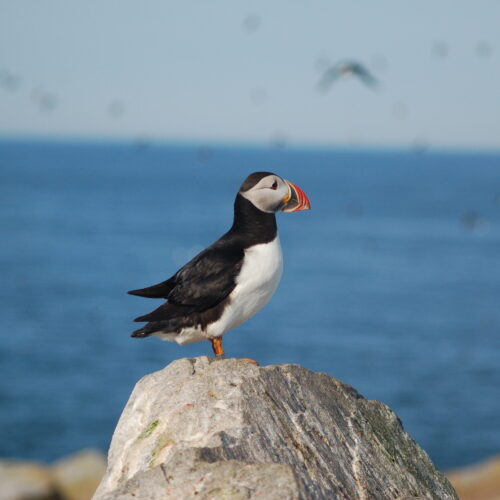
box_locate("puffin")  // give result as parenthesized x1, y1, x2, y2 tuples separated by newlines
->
(128, 172, 311, 360)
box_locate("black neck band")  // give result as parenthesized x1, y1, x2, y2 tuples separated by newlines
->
(229, 193, 277, 245)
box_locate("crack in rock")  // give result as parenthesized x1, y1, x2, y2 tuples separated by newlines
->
(347, 413, 369, 500)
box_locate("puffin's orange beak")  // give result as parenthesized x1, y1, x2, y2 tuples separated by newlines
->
(281, 180, 311, 212)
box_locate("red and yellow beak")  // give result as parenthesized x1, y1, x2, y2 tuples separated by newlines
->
(281, 180, 311, 212)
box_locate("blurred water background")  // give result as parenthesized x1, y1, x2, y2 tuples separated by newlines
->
(0, 138, 499, 470)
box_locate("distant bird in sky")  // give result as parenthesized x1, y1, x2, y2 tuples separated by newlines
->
(31, 87, 58, 112)
(128, 172, 311, 361)
(242, 14, 261, 33)
(432, 40, 449, 59)
(476, 40, 492, 58)
(0, 69, 21, 91)
(317, 60, 379, 91)
(108, 100, 125, 118)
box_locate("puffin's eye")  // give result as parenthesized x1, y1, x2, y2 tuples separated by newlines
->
(271, 180, 278, 190)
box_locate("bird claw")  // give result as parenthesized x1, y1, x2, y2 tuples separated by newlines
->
(239, 358, 259, 365)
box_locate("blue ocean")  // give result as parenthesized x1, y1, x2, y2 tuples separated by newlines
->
(0, 139, 499, 470)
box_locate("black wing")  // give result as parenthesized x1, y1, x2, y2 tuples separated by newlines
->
(131, 239, 244, 323)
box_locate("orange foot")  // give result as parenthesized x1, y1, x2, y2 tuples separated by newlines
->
(210, 337, 225, 357)
(239, 358, 259, 365)
(209, 339, 258, 365)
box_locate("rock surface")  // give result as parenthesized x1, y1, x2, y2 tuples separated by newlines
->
(0, 460, 55, 500)
(0, 450, 106, 500)
(446, 455, 500, 500)
(94, 356, 458, 500)
(52, 449, 107, 500)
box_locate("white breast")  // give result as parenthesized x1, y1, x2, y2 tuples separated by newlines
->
(207, 236, 283, 338)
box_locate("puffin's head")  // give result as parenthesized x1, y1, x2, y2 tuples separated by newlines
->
(239, 172, 311, 214)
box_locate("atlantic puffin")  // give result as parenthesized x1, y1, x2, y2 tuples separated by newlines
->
(128, 172, 311, 359)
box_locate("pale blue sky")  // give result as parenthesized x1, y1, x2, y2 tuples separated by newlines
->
(1, 1, 499, 149)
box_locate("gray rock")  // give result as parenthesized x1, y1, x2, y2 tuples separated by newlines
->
(98, 449, 299, 500)
(445, 454, 500, 500)
(0, 459, 55, 500)
(0, 450, 106, 500)
(93, 357, 458, 500)
(51, 449, 107, 500)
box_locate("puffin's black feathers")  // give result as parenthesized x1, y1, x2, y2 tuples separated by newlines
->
(128, 242, 243, 307)
(128, 277, 176, 298)
(131, 236, 244, 326)
(130, 193, 278, 338)
(167, 243, 244, 309)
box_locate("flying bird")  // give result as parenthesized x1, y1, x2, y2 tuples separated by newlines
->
(128, 172, 311, 360)
(317, 60, 378, 91)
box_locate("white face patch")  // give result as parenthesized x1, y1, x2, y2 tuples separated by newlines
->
(240, 175, 290, 213)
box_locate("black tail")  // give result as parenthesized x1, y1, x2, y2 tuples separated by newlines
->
(133, 313, 152, 323)
(132, 302, 178, 323)
(127, 277, 175, 299)
(131, 326, 150, 338)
